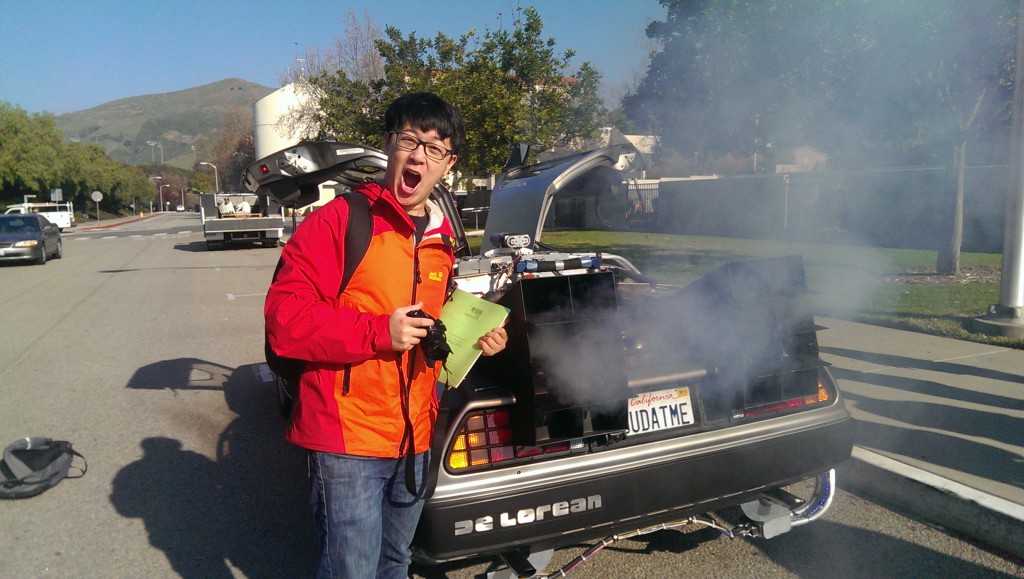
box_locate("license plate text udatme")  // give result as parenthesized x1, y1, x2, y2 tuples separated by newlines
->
(627, 386, 695, 435)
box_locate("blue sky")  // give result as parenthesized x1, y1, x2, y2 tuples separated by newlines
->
(0, 0, 665, 115)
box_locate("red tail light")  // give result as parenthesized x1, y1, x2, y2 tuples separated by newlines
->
(447, 409, 577, 471)
(744, 381, 831, 418)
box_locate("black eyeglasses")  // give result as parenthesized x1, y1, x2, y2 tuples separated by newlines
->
(388, 131, 454, 161)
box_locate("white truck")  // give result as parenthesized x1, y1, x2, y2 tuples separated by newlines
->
(198, 192, 284, 250)
(4, 202, 75, 230)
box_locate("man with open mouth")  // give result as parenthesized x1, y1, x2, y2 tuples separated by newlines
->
(264, 92, 507, 578)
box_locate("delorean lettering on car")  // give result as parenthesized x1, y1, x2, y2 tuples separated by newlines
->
(455, 494, 603, 536)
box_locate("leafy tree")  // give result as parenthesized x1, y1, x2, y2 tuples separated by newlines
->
(61, 141, 116, 207)
(626, 0, 1017, 273)
(0, 101, 170, 214)
(116, 167, 154, 212)
(299, 6, 606, 179)
(625, 1, 1015, 169)
(625, 0, 879, 167)
(189, 172, 215, 195)
(277, 10, 388, 148)
(0, 103, 64, 201)
(908, 3, 1017, 275)
(209, 106, 255, 192)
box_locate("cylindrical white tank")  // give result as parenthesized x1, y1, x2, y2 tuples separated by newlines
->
(252, 83, 335, 209)
(253, 83, 309, 159)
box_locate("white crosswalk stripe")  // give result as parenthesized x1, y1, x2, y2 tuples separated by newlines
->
(70, 231, 197, 240)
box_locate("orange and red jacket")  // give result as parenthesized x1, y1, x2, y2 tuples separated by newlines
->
(265, 182, 457, 458)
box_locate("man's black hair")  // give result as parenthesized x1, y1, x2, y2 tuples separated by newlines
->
(384, 92, 466, 157)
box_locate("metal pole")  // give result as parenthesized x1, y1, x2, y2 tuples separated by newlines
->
(200, 162, 219, 193)
(974, 2, 1024, 338)
(149, 176, 161, 212)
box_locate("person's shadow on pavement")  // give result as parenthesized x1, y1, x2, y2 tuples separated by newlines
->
(112, 359, 315, 578)
(111, 437, 236, 578)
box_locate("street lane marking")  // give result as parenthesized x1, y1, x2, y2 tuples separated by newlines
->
(226, 293, 266, 301)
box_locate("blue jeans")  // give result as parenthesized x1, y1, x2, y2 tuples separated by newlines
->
(308, 451, 428, 579)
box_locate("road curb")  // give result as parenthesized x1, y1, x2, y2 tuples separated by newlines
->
(75, 214, 158, 231)
(841, 447, 1024, 559)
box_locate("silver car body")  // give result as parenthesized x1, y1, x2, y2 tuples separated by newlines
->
(245, 141, 855, 572)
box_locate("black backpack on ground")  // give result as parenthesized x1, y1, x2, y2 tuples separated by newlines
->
(265, 191, 373, 417)
(0, 437, 87, 499)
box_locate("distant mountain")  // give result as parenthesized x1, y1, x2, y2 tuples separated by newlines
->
(55, 78, 275, 169)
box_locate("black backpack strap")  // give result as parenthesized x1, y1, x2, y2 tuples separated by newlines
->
(266, 191, 374, 408)
(268, 191, 373, 295)
(338, 191, 372, 297)
(268, 192, 372, 295)
(337, 191, 372, 396)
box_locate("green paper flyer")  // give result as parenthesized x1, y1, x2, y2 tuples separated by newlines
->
(439, 289, 510, 387)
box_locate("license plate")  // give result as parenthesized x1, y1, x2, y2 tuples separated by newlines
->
(627, 386, 696, 436)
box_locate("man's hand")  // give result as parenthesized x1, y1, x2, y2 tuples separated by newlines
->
(478, 325, 508, 356)
(389, 302, 433, 352)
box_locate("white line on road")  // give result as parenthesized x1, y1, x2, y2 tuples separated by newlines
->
(226, 293, 266, 301)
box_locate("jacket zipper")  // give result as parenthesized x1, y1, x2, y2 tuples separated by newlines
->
(398, 235, 421, 457)
(342, 364, 352, 395)
(411, 236, 421, 304)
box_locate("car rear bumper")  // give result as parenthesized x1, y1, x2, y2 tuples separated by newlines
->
(413, 404, 855, 564)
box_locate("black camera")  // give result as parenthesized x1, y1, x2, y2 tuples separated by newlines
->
(407, 310, 453, 366)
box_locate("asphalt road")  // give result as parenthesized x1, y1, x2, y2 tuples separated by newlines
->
(0, 213, 1020, 578)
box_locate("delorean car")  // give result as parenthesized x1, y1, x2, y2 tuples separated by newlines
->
(244, 140, 855, 577)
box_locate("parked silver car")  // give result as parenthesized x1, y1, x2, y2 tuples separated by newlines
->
(0, 213, 63, 265)
(246, 141, 855, 577)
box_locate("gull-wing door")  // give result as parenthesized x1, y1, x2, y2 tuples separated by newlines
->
(481, 142, 645, 253)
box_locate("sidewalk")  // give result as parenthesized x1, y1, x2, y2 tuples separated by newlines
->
(73, 212, 300, 235)
(74, 213, 158, 230)
(816, 317, 1024, 558)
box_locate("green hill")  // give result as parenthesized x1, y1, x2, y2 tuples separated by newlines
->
(55, 78, 275, 169)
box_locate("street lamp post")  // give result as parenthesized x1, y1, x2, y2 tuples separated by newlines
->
(200, 161, 220, 193)
(148, 176, 161, 213)
(160, 184, 170, 212)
